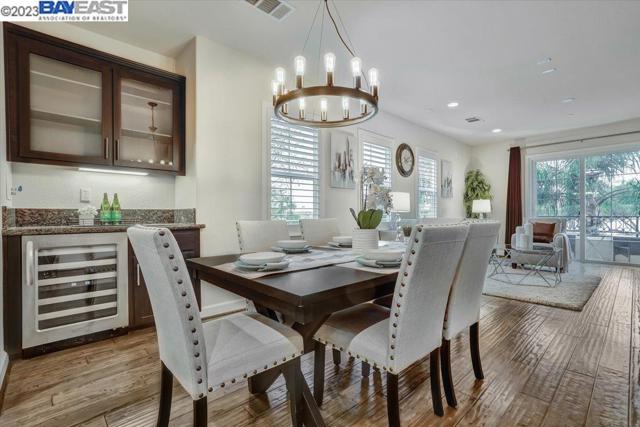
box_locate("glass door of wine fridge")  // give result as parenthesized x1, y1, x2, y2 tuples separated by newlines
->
(22, 233, 129, 349)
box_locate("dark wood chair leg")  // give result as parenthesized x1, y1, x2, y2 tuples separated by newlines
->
(386, 372, 400, 427)
(361, 361, 371, 377)
(440, 339, 457, 408)
(193, 396, 207, 427)
(314, 341, 326, 406)
(332, 348, 341, 365)
(157, 362, 173, 427)
(430, 348, 444, 417)
(283, 358, 304, 427)
(470, 322, 484, 380)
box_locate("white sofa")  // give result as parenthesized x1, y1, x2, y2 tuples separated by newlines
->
(510, 217, 571, 272)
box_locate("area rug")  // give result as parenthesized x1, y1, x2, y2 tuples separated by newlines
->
(483, 268, 601, 311)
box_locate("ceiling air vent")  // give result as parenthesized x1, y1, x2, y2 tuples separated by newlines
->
(246, 0, 294, 21)
(465, 116, 482, 123)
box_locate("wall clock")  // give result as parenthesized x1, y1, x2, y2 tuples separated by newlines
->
(396, 143, 415, 177)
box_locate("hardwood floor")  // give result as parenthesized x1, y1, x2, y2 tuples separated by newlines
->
(1, 264, 638, 426)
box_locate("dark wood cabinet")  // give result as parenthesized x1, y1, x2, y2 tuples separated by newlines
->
(4, 23, 185, 175)
(128, 229, 200, 328)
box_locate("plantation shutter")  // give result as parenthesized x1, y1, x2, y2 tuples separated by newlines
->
(269, 117, 320, 223)
(418, 153, 438, 218)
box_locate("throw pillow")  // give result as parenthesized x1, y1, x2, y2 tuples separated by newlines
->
(532, 222, 555, 243)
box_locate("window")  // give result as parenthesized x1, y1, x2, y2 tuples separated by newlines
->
(417, 152, 438, 218)
(269, 117, 320, 223)
(361, 141, 392, 186)
(533, 158, 579, 217)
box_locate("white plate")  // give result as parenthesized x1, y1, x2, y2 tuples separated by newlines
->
(271, 246, 311, 254)
(355, 256, 401, 269)
(234, 260, 290, 271)
(332, 236, 352, 245)
(361, 249, 404, 262)
(239, 252, 286, 266)
(276, 240, 308, 250)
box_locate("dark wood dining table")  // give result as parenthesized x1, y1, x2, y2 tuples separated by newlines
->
(186, 253, 398, 427)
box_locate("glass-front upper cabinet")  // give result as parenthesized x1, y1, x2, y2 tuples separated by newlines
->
(16, 38, 113, 165)
(114, 68, 182, 173)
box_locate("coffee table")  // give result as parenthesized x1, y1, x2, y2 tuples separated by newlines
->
(489, 246, 562, 287)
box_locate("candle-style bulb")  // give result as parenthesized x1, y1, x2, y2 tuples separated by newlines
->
(368, 68, 379, 98)
(360, 99, 368, 115)
(324, 53, 336, 72)
(294, 55, 305, 89)
(324, 52, 336, 86)
(294, 56, 305, 75)
(351, 57, 362, 88)
(271, 80, 278, 106)
(342, 97, 350, 119)
(320, 98, 328, 121)
(299, 98, 305, 119)
(275, 67, 285, 84)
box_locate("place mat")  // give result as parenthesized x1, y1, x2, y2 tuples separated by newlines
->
(214, 250, 357, 279)
(337, 261, 401, 274)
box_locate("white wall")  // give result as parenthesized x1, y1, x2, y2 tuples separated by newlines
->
(471, 117, 640, 245)
(2, 23, 178, 210)
(321, 111, 471, 234)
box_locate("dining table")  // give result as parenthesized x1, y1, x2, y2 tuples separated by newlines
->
(186, 248, 400, 427)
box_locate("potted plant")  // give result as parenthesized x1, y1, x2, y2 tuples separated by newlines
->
(463, 169, 492, 218)
(350, 167, 392, 250)
(77, 205, 98, 226)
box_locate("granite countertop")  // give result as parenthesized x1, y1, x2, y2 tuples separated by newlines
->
(2, 207, 205, 236)
(3, 223, 205, 236)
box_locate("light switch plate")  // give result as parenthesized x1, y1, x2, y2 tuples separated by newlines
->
(80, 188, 92, 202)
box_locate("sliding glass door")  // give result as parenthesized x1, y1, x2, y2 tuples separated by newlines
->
(532, 157, 581, 261)
(584, 152, 640, 264)
(531, 148, 640, 265)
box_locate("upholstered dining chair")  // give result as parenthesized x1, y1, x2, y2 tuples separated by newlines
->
(127, 226, 305, 427)
(313, 223, 469, 425)
(299, 218, 340, 245)
(236, 220, 289, 252)
(440, 220, 500, 409)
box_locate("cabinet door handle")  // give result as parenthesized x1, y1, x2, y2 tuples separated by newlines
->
(115, 139, 119, 160)
(137, 264, 141, 286)
(26, 241, 35, 287)
(104, 137, 109, 159)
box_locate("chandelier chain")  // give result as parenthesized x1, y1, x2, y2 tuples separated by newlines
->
(324, 0, 355, 58)
(302, 0, 322, 55)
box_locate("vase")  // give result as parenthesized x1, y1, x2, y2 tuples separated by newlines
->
(79, 214, 95, 226)
(352, 229, 379, 250)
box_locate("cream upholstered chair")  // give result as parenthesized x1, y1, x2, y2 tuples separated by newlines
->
(127, 226, 305, 427)
(236, 220, 289, 252)
(299, 218, 340, 245)
(313, 224, 469, 425)
(439, 221, 500, 409)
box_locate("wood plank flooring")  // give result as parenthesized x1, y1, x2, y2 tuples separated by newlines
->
(0, 264, 638, 426)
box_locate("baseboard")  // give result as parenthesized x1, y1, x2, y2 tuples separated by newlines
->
(0, 349, 9, 414)
(200, 299, 246, 319)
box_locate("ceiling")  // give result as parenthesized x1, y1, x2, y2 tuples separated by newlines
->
(77, 0, 640, 145)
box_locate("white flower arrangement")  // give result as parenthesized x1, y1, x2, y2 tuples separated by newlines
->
(77, 206, 98, 217)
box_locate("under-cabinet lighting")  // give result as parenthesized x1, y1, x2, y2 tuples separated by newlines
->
(78, 167, 149, 176)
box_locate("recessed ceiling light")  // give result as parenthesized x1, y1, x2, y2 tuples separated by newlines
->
(542, 68, 557, 75)
(492, 128, 502, 133)
(537, 57, 552, 65)
(562, 97, 575, 103)
(447, 102, 459, 108)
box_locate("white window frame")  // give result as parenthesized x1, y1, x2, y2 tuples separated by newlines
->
(358, 129, 394, 214)
(262, 105, 322, 233)
(416, 149, 439, 219)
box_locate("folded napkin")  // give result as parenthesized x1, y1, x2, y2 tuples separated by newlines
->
(234, 260, 290, 271)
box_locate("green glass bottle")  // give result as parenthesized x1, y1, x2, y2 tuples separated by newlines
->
(100, 193, 111, 224)
(111, 193, 122, 224)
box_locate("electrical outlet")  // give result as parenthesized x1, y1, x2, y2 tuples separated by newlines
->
(80, 188, 92, 202)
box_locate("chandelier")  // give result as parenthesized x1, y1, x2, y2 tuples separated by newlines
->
(271, 0, 379, 128)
